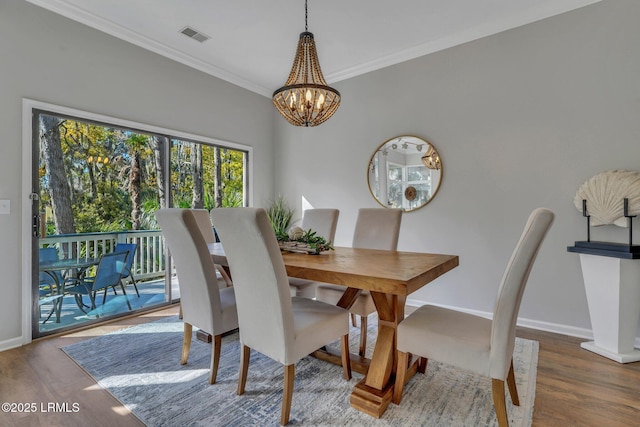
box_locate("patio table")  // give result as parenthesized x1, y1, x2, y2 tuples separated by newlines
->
(39, 257, 101, 317)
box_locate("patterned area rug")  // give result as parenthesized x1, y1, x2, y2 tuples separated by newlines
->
(62, 315, 537, 426)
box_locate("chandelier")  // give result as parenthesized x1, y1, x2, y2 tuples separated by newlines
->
(422, 146, 441, 170)
(272, 0, 340, 127)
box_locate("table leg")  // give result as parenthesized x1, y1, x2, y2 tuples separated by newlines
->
(349, 292, 405, 418)
(310, 287, 372, 375)
(41, 271, 64, 323)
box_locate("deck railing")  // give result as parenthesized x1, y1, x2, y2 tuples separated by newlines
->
(39, 230, 166, 281)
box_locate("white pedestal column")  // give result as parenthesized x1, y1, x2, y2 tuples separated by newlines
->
(579, 253, 640, 363)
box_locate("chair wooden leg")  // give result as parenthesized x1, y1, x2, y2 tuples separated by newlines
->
(237, 345, 250, 395)
(418, 356, 428, 374)
(358, 315, 368, 357)
(351, 313, 357, 327)
(492, 378, 509, 427)
(281, 364, 295, 426)
(208, 334, 222, 384)
(178, 303, 183, 319)
(216, 265, 233, 287)
(393, 350, 409, 404)
(181, 323, 192, 365)
(340, 334, 352, 380)
(507, 360, 520, 406)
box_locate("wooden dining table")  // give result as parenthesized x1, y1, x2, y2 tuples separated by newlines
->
(208, 243, 459, 418)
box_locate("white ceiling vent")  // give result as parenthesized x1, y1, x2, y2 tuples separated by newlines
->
(180, 26, 210, 43)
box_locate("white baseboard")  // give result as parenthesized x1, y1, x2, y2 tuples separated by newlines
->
(0, 336, 24, 353)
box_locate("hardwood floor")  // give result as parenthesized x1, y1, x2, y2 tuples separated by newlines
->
(516, 327, 640, 426)
(1, 305, 639, 426)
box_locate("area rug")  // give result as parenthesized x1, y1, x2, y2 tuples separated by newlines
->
(62, 315, 538, 426)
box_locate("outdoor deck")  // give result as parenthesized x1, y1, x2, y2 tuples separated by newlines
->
(38, 276, 181, 333)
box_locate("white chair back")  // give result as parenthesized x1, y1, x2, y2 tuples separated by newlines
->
(155, 208, 227, 334)
(301, 209, 339, 243)
(353, 208, 402, 250)
(489, 207, 554, 378)
(191, 208, 216, 244)
(212, 207, 295, 364)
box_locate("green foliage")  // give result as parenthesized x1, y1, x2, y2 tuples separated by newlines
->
(141, 197, 160, 229)
(73, 189, 130, 232)
(296, 229, 333, 251)
(222, 191, 243, 207)
(203, 190, 215, 211)
(170, 141, 245, 210)
(174, 198, 193, 209)
(39, 116, 246, 235)
(278, 227, 333, 254)
(266, 195, 295, 241)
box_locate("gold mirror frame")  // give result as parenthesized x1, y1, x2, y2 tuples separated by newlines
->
(367, 135, 442, 212)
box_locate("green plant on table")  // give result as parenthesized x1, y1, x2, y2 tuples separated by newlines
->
(266, 195, 295, 241)
(282, 227, 334, 253)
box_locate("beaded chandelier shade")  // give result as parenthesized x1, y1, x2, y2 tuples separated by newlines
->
(422, 146, 441, 170)
(272, 1, 340, 127)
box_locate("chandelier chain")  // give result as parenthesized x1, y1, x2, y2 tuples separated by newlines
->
(305, 0, 308, 31)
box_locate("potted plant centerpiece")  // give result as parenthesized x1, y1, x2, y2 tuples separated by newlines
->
(279, 227, 333, 254)
(266, 196, 333, 254)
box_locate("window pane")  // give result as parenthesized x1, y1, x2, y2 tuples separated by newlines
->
(170, 139, 246, 209)
(37, 114, 167, 336)
(35, 110, 249, 338)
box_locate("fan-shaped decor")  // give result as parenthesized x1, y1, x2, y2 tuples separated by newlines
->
(574, 170, 640, 227)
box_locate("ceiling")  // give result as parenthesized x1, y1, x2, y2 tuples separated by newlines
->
(27, 0, 600, 98)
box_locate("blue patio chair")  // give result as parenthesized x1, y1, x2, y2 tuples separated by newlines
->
(65, 251, 131, 313)
(38, 247, 64, 323)
(39, 247, 62, 284)
(114, 243, 140, 297)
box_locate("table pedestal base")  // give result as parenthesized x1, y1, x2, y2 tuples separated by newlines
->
(311, 347, 369, 375)
(196, 330, 212, 343)
(349, 378, 394, 418)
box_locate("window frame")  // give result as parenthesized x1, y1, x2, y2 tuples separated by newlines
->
(22, 98, 253, 342)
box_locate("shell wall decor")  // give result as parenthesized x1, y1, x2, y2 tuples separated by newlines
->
(574, 170, 640, 227)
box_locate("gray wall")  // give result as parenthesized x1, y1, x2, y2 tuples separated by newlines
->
(274, 0, 640, 338)
(2, 0, 639, 349)
(0, 0, 274, 346)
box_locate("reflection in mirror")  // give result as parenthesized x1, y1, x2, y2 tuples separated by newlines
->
(367, 135, 442, 212)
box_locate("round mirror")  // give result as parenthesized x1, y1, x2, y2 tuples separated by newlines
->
(367, 135, 442, 212)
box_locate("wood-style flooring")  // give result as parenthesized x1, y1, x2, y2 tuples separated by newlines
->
(1, 304, 639, 426)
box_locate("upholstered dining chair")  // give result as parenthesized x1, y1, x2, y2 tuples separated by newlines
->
(191, 208, 232, 287)
(393, 208, 554, 427)
(288, 208, 339, 298)
(315, 208, 402, 357)
(155, 208, 238, 384)
(212, 207, 351, 426)
(191, 208, 216, 243)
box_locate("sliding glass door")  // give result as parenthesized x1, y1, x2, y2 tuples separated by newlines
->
(32, 108, 247, 338)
